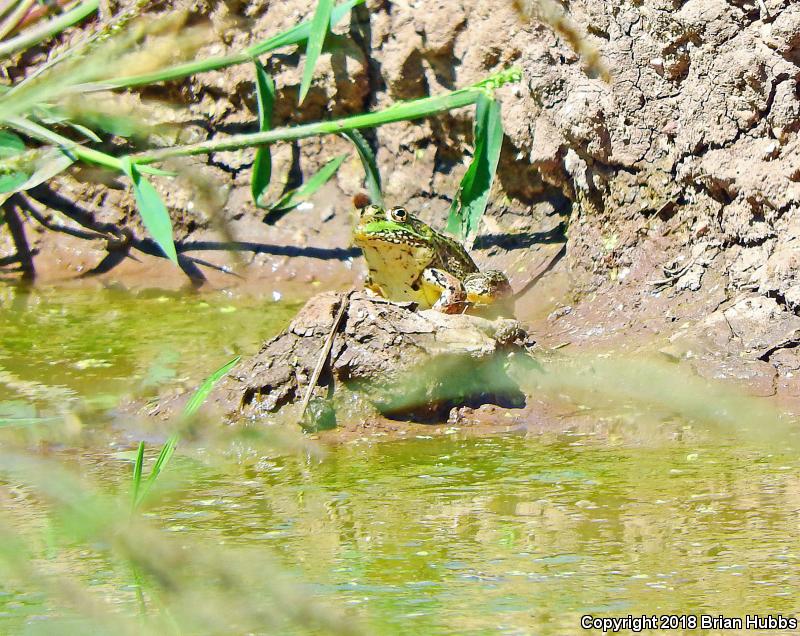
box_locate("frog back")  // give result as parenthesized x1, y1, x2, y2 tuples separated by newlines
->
(430, 234, 480, 280)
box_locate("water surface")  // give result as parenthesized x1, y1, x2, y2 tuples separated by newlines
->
(0, 285, 798, 634)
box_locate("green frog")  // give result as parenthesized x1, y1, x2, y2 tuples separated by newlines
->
(353, 204, 513, 314)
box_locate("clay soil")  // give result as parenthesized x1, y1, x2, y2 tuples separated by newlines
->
(4, 0, 800, 428)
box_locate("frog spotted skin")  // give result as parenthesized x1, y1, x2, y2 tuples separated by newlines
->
(353, 204, 513, 314)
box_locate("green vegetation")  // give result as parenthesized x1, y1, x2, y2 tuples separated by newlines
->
(131, 355, 240, 511)
(0, 0, 518, 268)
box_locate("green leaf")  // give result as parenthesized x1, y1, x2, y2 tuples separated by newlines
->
(0, 147, 74, 203)
(66, 122, 102, 143)
(0, 172, 28, 193)
(446, 93, 504, 241)
(298, 0, 335, 105)
(131, 441, 144, 510)
(132, 356, 241, 510)
(252, 60, 275, 208)
(137, 165, 178, 177)
(133, 434, 177, 510)
(342, 130, 383, 206)
(0, 131, 25, 158)
(183, 355, 241, 419)
(248, 0, 364, 57)
(270, 154, 347, 213)
(120, 157, 178, 264)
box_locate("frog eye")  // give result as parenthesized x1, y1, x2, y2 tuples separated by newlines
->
(390, 207, 408, 222)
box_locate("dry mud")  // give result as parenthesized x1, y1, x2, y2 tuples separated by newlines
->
(3, 0, 800, 411)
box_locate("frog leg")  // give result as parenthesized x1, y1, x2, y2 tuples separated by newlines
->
(464, 270, 514, 306)
(363, 271, 383, 297)
(421, 268, 468, 314)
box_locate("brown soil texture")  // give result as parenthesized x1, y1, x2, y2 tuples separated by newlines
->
(220, 290, 531, 420)
(4, 0, 800, 412)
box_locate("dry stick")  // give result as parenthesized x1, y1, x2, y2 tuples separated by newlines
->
(298, 293, 350, 423)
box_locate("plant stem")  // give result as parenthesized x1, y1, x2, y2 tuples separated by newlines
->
(71, 0, 366, 93)
(7, 115, 121, 170)
(75, 50, 250, 92)
(0, 0, 98, 59)
(134, 86, 487, 165)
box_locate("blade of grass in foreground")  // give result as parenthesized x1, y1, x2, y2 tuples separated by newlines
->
(269, 154, 347, 213)
(130, 442, 145, 512)
(134, 68, 521, 165)
(120, 157, 178, 264)
(182, 356, 241, 418)
(251, 60, 275, 208)
(73, 0, 365, 92)
(446, 92, 503, 242)
(298, 0, 334, 105)
(131, 356, 241, 510)
(0, 0, 99, 59)
(343, 129, 383, 206)
(0, 130, 25, 157)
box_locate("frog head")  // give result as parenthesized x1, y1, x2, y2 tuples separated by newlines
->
(353, 204, 438, 304)
(353, 204, 436, 250)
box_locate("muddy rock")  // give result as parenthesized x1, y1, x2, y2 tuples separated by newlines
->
(665, 295, 800, 397)
(224, 291, 534, 424)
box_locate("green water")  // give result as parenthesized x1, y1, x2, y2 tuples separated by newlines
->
(1, 285, 800, 635)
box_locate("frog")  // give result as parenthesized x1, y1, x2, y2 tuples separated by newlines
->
(353, 203, 513, 314)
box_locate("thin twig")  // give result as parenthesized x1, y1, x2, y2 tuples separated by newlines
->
(298, 293, 350, 423)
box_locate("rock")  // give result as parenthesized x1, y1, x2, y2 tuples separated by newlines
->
(223, 291, 535, 424)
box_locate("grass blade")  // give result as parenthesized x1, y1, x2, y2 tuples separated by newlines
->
(120, 157, 178, 264)
(342, 130, 383, 206)
(133, 356, 240, 510)
(298, 0, 334, 105)
(0, 171, 28, 193)
(0, 130, 25, 157)
(134, 434, 177, 509)
(0, 0, 99, 59)
(134, 68, 522, 165)
(248, 0, 363, 57)
(251, 60, 275, 208)
(130, 441, 144, 511)
(270, 154, 347, 213)
(446, 93, 503, 242)
(0, 147, 74, 203)
(78, 0, 365, 91)
(183, 355, 241, 419)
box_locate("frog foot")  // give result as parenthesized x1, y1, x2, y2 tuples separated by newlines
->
(464, 270, 514, 306)
(422, 268, 468, 314)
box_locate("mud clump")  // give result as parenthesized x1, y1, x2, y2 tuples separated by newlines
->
(222, 291, 535, 426)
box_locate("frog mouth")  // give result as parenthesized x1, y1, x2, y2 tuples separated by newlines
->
(354, 222, 428, 246)
(355, 231, 427, 247)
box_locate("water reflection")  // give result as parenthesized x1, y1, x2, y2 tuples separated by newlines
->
(158, 435, 800, 634)
(1, 285, 799, 634)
